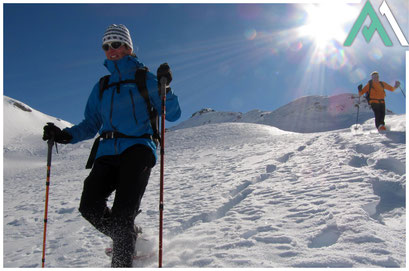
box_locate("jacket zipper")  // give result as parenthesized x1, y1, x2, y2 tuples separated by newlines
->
(114, 62, 122, 93)
(111, 61, 122, 154)
(109, 90, 118, 154)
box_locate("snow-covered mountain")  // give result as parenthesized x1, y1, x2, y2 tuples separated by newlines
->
(3, 96, 72, 176)
(171, 93, 393, 132)
(3, 95, 405, 268)
(4, 96, 72, 147)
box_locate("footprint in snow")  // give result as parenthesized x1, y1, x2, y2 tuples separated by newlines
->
(266, 164, 277, 173)
(373, 157, 405, 176)
(305, 137, 318, 146)
(348, 155, 368, 168)
(297, 145, 306, 152)
(254, 236, 293, 244)
(308, 225, 341, 248)
(57, 207, 76, 214)
(276, 152, 294, 163)
(279, 251, 299, 258)
(366, 179, 406, 222)
(7, 218, 26, 226)
(255, 164, 277, 183)
(354, 144, 378, 155)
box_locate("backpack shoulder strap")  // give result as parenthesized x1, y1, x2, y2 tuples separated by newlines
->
(99, 75, 111, 100)
(367, 80, 373, 99)
(134, 67, 161, 144)
(135, 67, 150, 102)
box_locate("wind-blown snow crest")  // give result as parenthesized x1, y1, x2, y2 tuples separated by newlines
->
(3, 96, 405, 268)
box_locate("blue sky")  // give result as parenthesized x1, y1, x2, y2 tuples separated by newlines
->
(3, 1, 408, 127)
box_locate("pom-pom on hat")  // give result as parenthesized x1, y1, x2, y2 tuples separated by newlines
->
(102, 24, 133, 51)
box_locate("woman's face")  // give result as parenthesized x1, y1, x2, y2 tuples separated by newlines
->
(104, 43, 132, 61)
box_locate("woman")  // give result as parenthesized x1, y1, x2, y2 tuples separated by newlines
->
(43, 24, 181, 267)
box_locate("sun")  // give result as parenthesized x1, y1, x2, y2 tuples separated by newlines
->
(298, 4, 358, 48)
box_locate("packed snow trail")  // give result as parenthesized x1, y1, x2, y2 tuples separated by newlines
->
(3, 97, 405, 267)
(155, 120, 405, 268)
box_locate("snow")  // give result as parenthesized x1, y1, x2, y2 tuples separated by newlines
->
(3, 95, 405, 268)
(3, 96, 72, 176)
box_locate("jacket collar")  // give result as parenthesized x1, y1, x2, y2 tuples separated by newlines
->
(103, 55, 142, 75)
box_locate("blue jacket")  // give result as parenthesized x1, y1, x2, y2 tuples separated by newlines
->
(65, 55, 181, 165)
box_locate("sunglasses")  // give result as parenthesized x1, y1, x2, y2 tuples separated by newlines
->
(102, 42, 125, 51)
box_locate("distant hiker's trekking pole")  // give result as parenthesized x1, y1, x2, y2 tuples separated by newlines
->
(399, 86, 406, 98)
(355, 85, 362, 130)
(355, 96, 361, 129)
(42, 123, 57, 268)
(158, 70, 168, 268)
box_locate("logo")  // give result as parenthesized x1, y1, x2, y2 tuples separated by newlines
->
(344, 0, 409, 47)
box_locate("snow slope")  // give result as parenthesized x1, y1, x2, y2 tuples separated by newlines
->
(3, 96, 72, 176)
(3, 96, 406, 267)
(171, 93, 392, 133)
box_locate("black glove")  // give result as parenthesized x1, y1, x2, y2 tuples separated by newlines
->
(43, 123, 72, 144)
(395, 81, 400, 88)
(157, 63, 172, 85)
(357, 84, 363, 92)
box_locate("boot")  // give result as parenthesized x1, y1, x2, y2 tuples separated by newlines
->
(378, 125, 386, 131)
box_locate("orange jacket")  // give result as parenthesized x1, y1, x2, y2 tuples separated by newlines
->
(359, 80, 395, 104)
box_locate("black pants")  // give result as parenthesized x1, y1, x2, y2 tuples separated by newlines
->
(78, 144, 154, 267)
(371, 102, 386, 129)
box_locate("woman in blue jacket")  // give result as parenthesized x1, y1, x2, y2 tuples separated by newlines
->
(43, 24, 181, 267)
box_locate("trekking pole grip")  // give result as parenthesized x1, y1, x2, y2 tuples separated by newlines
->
(45, 122, 58, 155)
(160, 77, 167, 98)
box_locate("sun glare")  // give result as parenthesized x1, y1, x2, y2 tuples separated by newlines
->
(300, 4, 358, 48)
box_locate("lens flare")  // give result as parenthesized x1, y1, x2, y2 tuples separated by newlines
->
(328, 94, 355, 116)
(290, 41, 303, 51)
(324, 41, 346, 70)
(368, 48, 383, 61)
(244, 28, 257, 40)
(348, 68, 367, 84)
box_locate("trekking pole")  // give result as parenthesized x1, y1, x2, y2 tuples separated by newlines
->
(355, 95, 361, 130)
(42, 123, 56, 267)
(158, 76, 167, 268)
(399, 86, 406, 98)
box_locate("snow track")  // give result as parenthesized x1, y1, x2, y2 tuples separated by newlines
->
(152, 120, 405, 268)
(3, 98, 405, 267)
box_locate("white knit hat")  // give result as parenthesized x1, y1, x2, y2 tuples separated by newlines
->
(102, 24, 133, 51)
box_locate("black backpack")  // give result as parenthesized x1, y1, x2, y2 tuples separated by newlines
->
(98, 67, 160, 145)
(364, 80, 385, 104)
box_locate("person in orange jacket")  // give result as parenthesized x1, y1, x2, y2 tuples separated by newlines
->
(358, 71, 400, 131)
